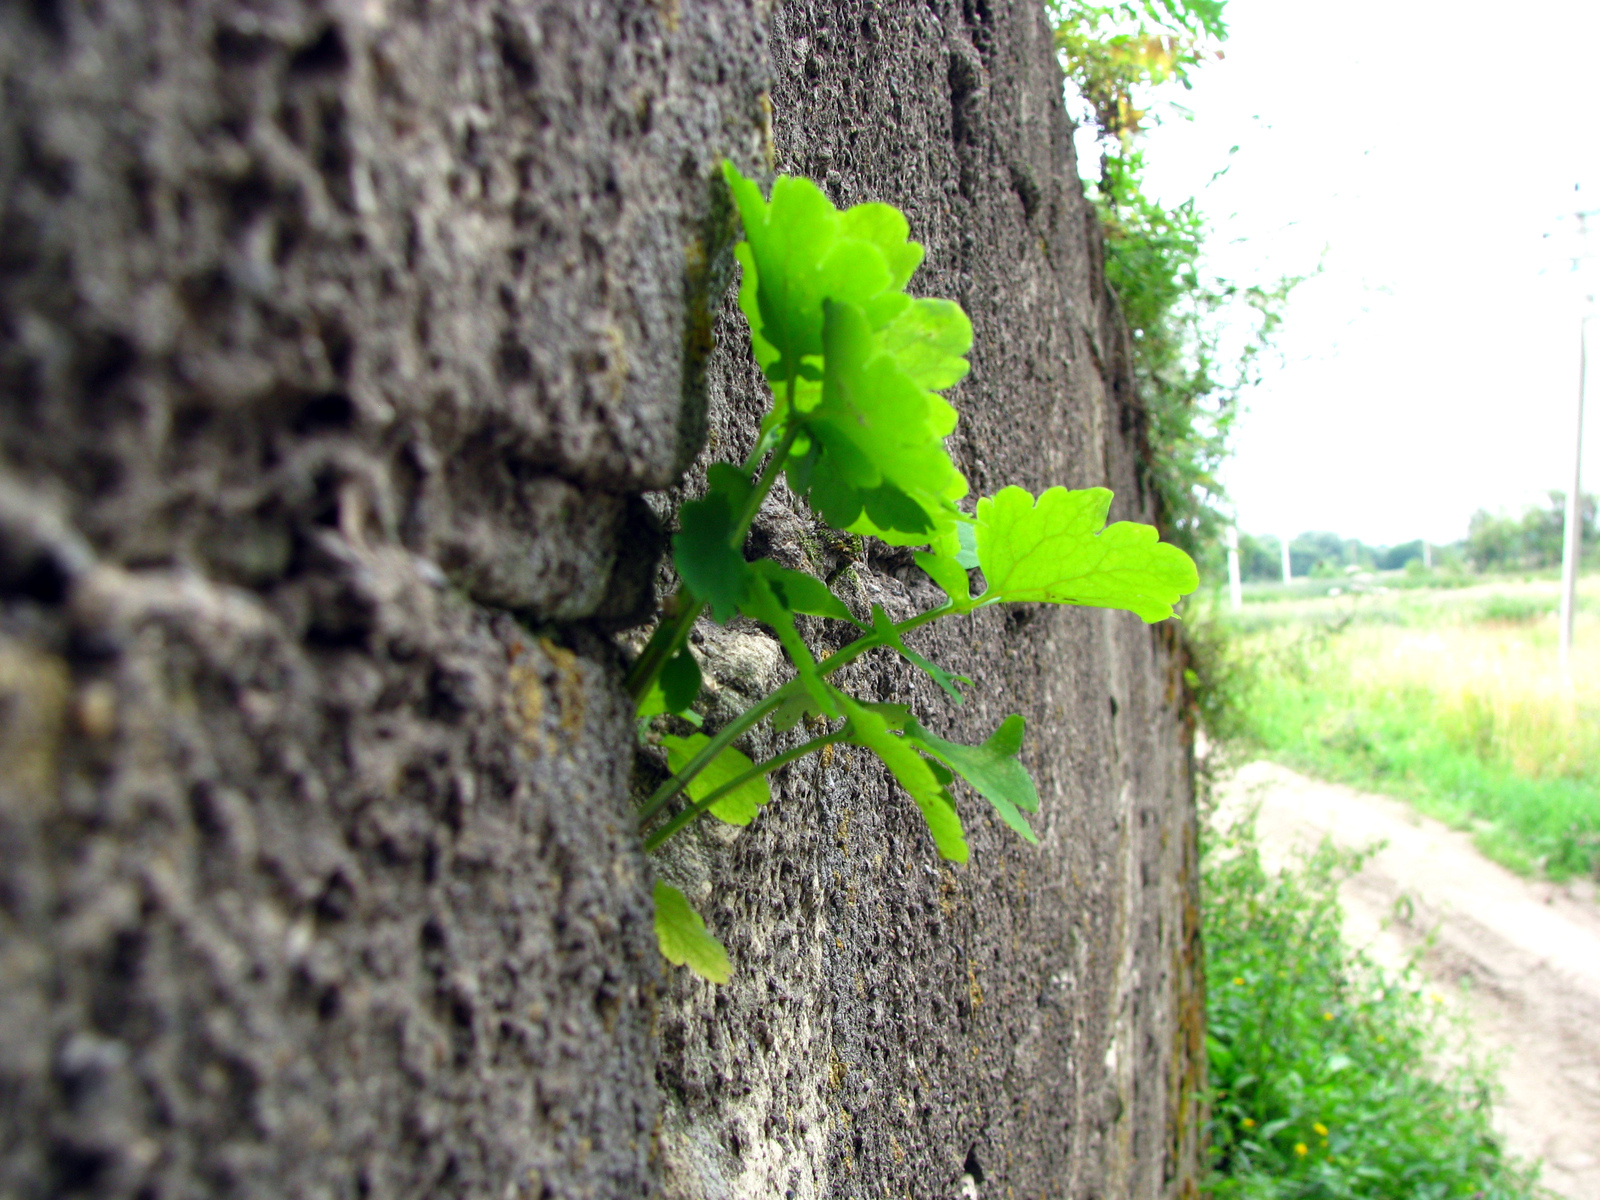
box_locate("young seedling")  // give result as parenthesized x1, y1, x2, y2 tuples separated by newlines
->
(638, 163, 1198, 981)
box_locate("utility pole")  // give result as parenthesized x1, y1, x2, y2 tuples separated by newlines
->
(1558, 197, 1597, 675)
(1559, 312, 1589, 672)
(1225, 526, 1243, 611)
(1280, 533, 1292, 585)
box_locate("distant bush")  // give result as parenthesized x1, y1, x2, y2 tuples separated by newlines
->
(1468, 492, 1596, 572)
(1204, 817, 1546, 1198)
(1476, 594, 1555, 624)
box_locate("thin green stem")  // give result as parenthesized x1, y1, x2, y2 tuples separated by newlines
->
(643, 732, 840, 851)
(732, 420, 800, 542)
(813, 601, 955, 678)
(638, 601, 950, 818)
(623, 416, 801, 703)
(635, 682, 797, 824)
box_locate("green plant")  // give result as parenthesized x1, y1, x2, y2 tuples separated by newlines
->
(1049, 1, 1228, 156)
(1050, 1, 1301, 569)
(632, 164, 1200, 981)
(1205, 815, 1545, 1198)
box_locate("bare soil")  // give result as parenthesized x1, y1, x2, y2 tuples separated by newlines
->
(1216, 761, 1600, 1200)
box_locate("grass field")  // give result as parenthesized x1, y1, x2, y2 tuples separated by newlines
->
(1215, 572, 1600, 879)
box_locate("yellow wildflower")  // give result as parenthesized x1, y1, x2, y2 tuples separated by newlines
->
(1313, 1122, 1328, 1136)
(1241, 1117, 1255, 1129)
(1322, 1011, 1334, 1021)
(1294, 1143, 1308, 1157)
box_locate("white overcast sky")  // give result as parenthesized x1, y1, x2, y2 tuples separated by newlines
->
(1102, 0, 1600, 547)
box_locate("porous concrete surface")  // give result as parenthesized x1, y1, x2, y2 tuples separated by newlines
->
(0, 1, 1202, 1198)
(651, 3, 1204, 1198)
(0, 1, 765, 1196)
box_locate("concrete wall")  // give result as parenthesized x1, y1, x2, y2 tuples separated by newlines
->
(0, 2, 1201, 1198)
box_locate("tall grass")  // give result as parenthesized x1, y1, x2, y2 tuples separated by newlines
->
(1204, 816, 1546, 1198)
(1227, 577, 1600, 879)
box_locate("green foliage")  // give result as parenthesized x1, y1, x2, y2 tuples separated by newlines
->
(1468, 491, 1597, 572)
(972, 485, 1199, 620)
(1049, 1, 1226, 148)
(653, 882, 732, 985)
(1217, 579, 1600, 880)
(1177, 592, 1261, 762)
(630, 164, 1200, 980)
(1242, 632, 1600, 881)
(661, 734, 771, 826)
(1050, 1, 1298, 568)
(1098, 150, 1296, 562)
(1205, 818, 1544, 1198)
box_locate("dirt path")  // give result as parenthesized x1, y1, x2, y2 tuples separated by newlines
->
(1216, 761, 1600, 1200)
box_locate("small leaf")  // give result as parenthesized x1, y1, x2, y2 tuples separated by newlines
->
(653, 882, 731, 984)
(870, 604, 968, 703)
(659, 648, 702, 714)
(904, 714, 1040, 843)
(749, 560, 863, 626)
(771, 688, 824, 733)
(673, 492, 749, 624)
(738, 572, 840, 718)
(661, 733, 771, 826)
(859, 701, 914, 729)
(914, 551, 971, 607)
(838, 695, 968, 862)
(974, 486, 1199, 622)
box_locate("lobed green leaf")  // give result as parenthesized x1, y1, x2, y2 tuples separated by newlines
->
(903, 714, 1040, 844)
(653, 882, 731, 984)
(974, 486, 1200, 621)
(723, 163, 923, 383)
(660, 733, 771, 826)
(722, 164, 975, 548)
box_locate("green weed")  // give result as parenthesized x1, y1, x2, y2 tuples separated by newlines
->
(1204, 817, 1546, 1198)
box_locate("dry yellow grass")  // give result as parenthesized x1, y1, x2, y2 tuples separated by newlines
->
(1342, 616, 1600, 782)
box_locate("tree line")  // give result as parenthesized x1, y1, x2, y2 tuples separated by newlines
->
(1226, 491, 1598, 581)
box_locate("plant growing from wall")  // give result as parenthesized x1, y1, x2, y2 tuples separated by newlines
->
(1050, 0, 1301, 573)
(631, 163, 1199, 983)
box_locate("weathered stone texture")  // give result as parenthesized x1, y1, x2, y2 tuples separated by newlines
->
(652, 3, 1203, 1198)
(0, 1, 1202, 1198)
(0, 1, 767, 1196)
